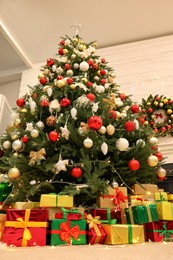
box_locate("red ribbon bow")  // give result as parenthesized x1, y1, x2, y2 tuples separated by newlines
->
(59, 222, 80, 244)
(155, 113, 163, 119)
(113, 188, 127, 207)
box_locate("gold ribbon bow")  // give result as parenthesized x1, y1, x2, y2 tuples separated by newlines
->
(87, 214, 101, 229)
(29, 148, 46, 166)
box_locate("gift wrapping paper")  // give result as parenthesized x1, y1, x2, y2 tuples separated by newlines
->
(154, 192, 168, 202)
(2, 209, 48, 247)
(145, 220, 173, 242)
(167, 194, 173, 201)
(40, 194, 73, 208)
(0, 213, 6, 241)
(156, 202, 173, 220)
(130, 195, 155, 206)
(50, 218, 86, 245)
(11, 202, 40, 210)
(86, 208, 119, 224)
(102, 224, 145, 245)
(87, 224, 106, 244)
(125, 203, 159, 224)
(131, 184, 158, 195)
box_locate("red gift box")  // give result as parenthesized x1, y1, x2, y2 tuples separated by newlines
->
(3, 209, 48, 247)
(87, 214, 106, 244)
(145, 220, 173, 242)
(86, 208, 120, 224)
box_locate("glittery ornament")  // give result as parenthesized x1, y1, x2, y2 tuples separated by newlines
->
(46, 115, 56, 126)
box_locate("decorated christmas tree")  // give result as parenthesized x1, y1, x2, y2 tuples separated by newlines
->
(0, 27, 163, 206)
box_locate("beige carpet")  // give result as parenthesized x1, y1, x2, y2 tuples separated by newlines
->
(1, 242, 173, 260)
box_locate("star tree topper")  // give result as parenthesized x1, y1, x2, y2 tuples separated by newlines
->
(71, 22, 83, 36)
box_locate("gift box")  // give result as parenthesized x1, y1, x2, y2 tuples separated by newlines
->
(0, 213, 6, 241)
(86, 208, 119, 224)
(40, 194, 73, 208)
(125, 203, 159, 224)
(102, 224, 145, 245)
(86, 214, 106, 244)
(50, 218, 86, 245)
(131, 184, 158, 195)
(2, 209, 48, 247)
(97, 187, 128, 209)
(154, 192, 168, 202)
(55, 207, 85, 220)
(11, 202, 40, 210)
(145, 221, 173, 242)
(130, 195, 155, 206)
(168, 194, 173, 201)
(156, 202, 173, 220)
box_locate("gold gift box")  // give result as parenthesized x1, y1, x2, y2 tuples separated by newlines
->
(11, 202, 40, 209)
(0, 214, 6, 241)
(156, 202, 173, 220)
(102, 224, 145, 245)
(130, 195, 154, 206)
(40, 194, 73, 208)
(154, 192, 168, 202)
(131, 184, 158, 195)
(168, 194, 173, 201)
(97, 186, 128, 209)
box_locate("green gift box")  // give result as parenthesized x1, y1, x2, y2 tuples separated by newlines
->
(125, 203, 159, 224)
(50, 218, 86, 245)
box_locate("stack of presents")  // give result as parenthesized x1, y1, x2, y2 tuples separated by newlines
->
(1, 183, 173, 247)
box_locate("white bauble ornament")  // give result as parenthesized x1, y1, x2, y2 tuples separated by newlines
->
(79, 61, 89, 72)
(8, 167, 20, 179)
(157, 167, 166, 178)
(136, 139, 145, 147)
(116, 100, 123, 107)
(11, 112, 19, 121)
(101, 142, 108, 155)
(65, 39, 71, 45)
(3, 140, 11, 150)
(116, 138, 129, 151)
(134, 119, 139, 130)
(36, 121, 45, 130)
(95, 85, 105, 93)
(149, 137, 159, 145)
(71, 54, 76, 59)
(30, 129, 39, 138)
(71, 107, 77, 119)
(98, 126, 106, 134)
(83, 138, 93, 148)
(12, 140, 23, 151)
(49, 99, 61, 112)
(30, 180, 37, 185)
(115, 111, 122, 119)
(47, 87, 53, 97)
(52, 65, 57, 72)
(66, 69, 74, 76)
(73, 63, 79, 69)
(147, 155, 159, 167)
(106, 124, 115, 135)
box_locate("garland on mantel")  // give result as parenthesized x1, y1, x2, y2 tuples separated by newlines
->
(140, 94, 173, 137)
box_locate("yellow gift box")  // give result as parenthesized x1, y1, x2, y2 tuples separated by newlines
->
(11, 202, 40, 210)
(40, 194, 73, 208)
(130, 195, 155, 206)
(131, 184, 158, 195)
(102, 224, 145, 245)
(168, 194, 173, 201)
(0, 214, 6, 241)
(156, 202, 173, 220)
(154, 192, 168, 202)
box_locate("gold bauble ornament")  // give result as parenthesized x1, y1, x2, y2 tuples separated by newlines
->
(20, 108, 27, 113)
(106, 124, 115, 135)
(147, 155, 159, 167)
(82, 78, 88, 83)
(30, 129, 39, 138)
(38, 73, 44, 79)
(157, 167, 166, 178)
(11, 133, 19, 140)
(44, 69, 50, 75)
(70, 84, 76, 90)
(3, 140, 11, 150)
(170, 114, 173, 119)
(8, 167, 20, 179)
(159, 102, 164, 107)
(73, 37, 78, 43)
(56, 79, 66, 88)
(154, 101, 158, 106)
(163, 98, 168, 104)
(151, 115, 155, 119)
(147, 102, 151, 106)
(108, 76, 114, 83)
(144, 121, 149, 125)
(98, 126, 106, 134)
(167, 109, 172, 115)
(83, 137, 93, 148)
(15, 118, 21, 126)
(63, 49, 68, 55)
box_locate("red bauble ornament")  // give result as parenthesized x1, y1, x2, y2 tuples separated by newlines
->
(57, 75, 64, 80)
(39, 77, 47, 85)
(16, 98, 25, 107)
(131, 104, 140, 113)
(87, 93, 95, 101)
(128, 159, 140, 171)
(108, 110, 117, 119)
(161, 126, 167, 132)
(100, 79, 106, 85)
(101, 58, 106, 63)
(60, 40, 65, 45)
(124, 121, 136, 132)
(154, 128, 158, 133)
(148, 108, 153, 113)
(157, 176, 166, 181)
(100, 69, 106, 76)
(168, 99, 172, 104)
(87, 81, 93, 87)
(88, 116, 103, 130)
(48, 131, 59, 142)
(66, 78, 73, 85)
(155, 152, 163, 161)
(60, 98, 71, 107)
(47, 59, 54, 67)
(155, 96, 160, 101)
(22, 135, 29, 143)
(71, 167, 82, 178)
(92, 63, 98, 70)
(40, 99, 49, 107)
(167, 125, 171, 130)
(58, 48, 64, 55)
(88, 59, 94, 66)
(65, 64, 71, 70)
(0, 149, 4, 158)
(119, 93, 126, 100)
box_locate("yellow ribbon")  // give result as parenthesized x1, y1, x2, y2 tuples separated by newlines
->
(5, 209, 48, 246)
(87, 214, 101, 229)
(29, 148, 46, 166)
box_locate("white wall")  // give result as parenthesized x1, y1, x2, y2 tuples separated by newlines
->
(19, 35, 173, 163)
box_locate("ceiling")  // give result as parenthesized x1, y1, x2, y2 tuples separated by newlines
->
(1, 0, 173, 85)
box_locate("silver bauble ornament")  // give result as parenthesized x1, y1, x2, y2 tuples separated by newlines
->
(111, 180, 119, 188)
(3, 140, 11, 150)
(116, 138, 129, 151)
(136, 139, 145, 147)
(8, 167, 20, 179)
(30, 129, 39, 138)
(157, 167, 166, 178)
(83, 137, 93, 148)
(12, 139, 23, 151)
(36, 121, 45, 130)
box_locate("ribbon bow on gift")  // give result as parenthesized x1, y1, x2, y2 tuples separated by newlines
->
(87, 214, 101, 229)
(112, 188, 128, 209)
(59, 222, 80, 244)
(29, 148, 46, 166)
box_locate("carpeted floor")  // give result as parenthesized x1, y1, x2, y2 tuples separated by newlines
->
(1, 242, 173, 260)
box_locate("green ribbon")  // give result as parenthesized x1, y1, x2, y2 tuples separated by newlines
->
(155, 193, 167, 202)
(100, 208, 117, 224)
(147, 221, 173, 242)
(128, 224, 133, 244)
(61, 207, 83, 219)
